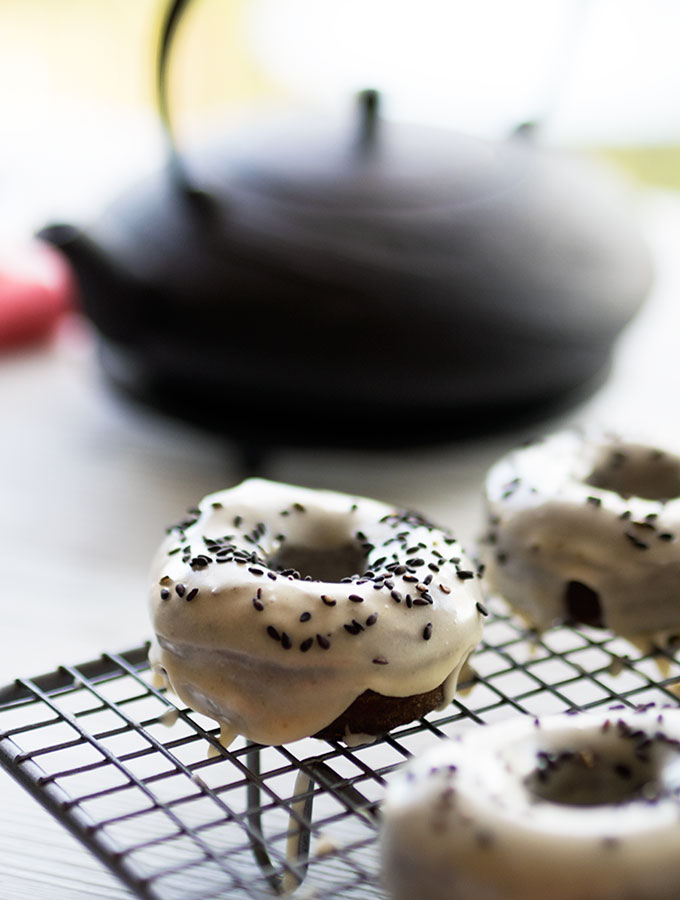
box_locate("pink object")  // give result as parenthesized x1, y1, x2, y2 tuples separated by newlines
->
(0, 240, 76, 348)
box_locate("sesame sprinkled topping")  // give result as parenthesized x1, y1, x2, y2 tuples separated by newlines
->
(299, 637, 313, 652)
(391, 590, 403, 603)
(439, 584, 451, 594)
(372, 657, 389, 665)
(348, 594, 364, 603)
(299, 611, 312, 622)
(366, 613, 378, 626)
(186, 587, 199, 601)
(175, 583, 186, 598)
(456, 570, 475, 581)
(281, 632, 292, 650)
(160, 588, 170, 600)
(248, 567, 264, 576)
(624, 531, 649, 550)
(267, 625, 280, 641)
(316, 634, 331, 650)
(321, 594, 337, 607)
(252, 597, 264, 611)
(476, 601, 489, 616)
(423, 622, 433, 640)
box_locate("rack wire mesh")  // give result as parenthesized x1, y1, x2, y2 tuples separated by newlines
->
(2, 595, 680, 900)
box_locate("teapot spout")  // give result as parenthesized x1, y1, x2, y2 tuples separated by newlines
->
(37, 223, 143, 343)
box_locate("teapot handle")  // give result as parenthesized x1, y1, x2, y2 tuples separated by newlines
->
(155, 0, 215, 213)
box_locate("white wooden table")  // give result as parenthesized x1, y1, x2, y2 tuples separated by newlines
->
(1, 188, 679, 899)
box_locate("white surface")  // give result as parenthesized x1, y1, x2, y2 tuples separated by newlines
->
(0, 187, 679, 899)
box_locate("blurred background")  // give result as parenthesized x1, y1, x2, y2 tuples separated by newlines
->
(0, 0, 679, 240)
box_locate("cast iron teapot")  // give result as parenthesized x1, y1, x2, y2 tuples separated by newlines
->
(39, 0, 653, 449)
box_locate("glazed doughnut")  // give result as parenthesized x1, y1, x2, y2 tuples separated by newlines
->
(381, 707, 680, 900)
(482, 430, 680, 647)
(148, 478, 484, 747)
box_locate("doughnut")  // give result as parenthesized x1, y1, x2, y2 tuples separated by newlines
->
(148, 478, 485, 747)
(481, 429, 680, 647)
(380, 707, 680, 900)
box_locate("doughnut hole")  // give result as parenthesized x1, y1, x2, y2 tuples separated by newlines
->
(586, 444, 680, 501)
(564, 580, 604, 628)
(526, 745, 658, 807)
(268, 541, 368, 582)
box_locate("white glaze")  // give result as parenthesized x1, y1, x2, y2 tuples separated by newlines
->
(381, 708, 680, 900)
(148, 479, 484, 746)
(482, 430, 680, 644)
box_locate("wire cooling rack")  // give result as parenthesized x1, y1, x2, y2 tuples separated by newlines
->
(2, 596, 680, 900)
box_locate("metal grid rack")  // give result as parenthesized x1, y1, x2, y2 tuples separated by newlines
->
(2, 596, 680, 900)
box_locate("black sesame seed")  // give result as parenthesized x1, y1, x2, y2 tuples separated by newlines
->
(186, 587, 199, 602)
(423, 622, 433, 640)
(267, 625, 281, 641)
(248, 567, 264, 576)
(167, 547, 181, 556)
(456, 570, 475, 581)
(348, 594, 364, 603)
(390, 590, 403, 603)
(586, 496, 602, 507)
(316, 634, 331, 650)
(624, 531, 649, 550)
(321, 594, 337, 606)
(366, 613, 378, 626)
(300, 637, 314, 652)
(175, 584, 186, 598)
(476, 601, 489, 616)
(293, 502, 306, 512)
(211, 501, 223, 509)
(160, 588, 170, 600)
(233, 515, 243, 527)
(372, 657, 389, 665)
(281, 632, 292, 650)
(659, 532, 675, 542)
(253, 598, 264, 611)
(300, 611, 312, 622)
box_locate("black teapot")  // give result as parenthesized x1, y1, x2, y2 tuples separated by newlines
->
(39, 0, 653, 450)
